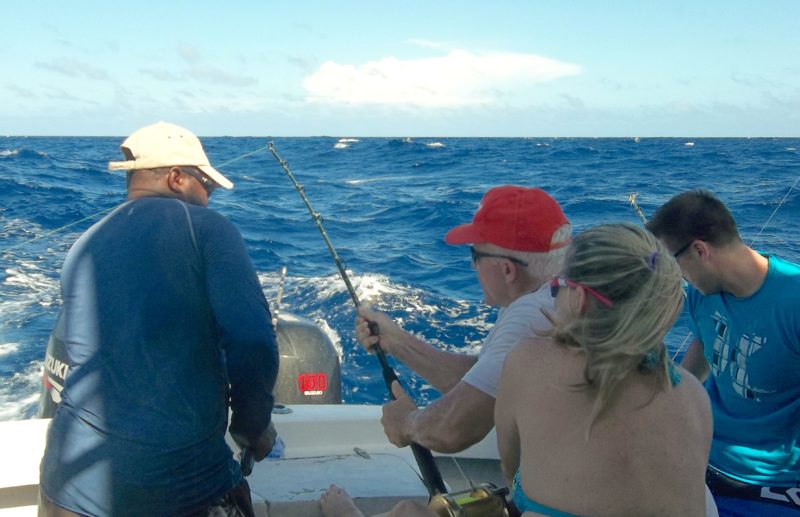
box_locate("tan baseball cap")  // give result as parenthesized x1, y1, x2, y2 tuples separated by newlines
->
(108, 121, 233, 189)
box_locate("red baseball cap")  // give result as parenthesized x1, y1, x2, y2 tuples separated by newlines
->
(445, 186, 570, 252)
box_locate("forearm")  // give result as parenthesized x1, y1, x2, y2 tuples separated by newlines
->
(680, 340, 710, 383)
(203, 218, 280, 441)
(401, 383, 494, 454)
(390, 333, 477, 393)
(227, 332, 279, 443)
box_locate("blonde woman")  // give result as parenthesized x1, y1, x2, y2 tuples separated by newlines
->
(495, 223, 713, 516)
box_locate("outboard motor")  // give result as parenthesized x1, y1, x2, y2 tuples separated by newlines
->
(273, 313, 342, 405)
(39, 312, 341, 418)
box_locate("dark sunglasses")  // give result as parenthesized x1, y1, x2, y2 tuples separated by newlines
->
(181, 167, 217, 196)
(470, 246, 529, 267)
(549, 276, 615, 308)
(672, 241, 693, 259)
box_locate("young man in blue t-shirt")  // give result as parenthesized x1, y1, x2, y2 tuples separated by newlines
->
(647, 190, 800, 517)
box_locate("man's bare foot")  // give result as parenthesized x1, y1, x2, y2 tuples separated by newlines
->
(319, 485, 365, 517)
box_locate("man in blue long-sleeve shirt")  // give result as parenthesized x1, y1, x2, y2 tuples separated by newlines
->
(40, 121, 279, 516)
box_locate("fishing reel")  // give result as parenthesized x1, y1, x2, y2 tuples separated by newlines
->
(428, 483, 513, 517)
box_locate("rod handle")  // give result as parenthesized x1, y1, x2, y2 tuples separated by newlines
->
(240, 448, 254, 476)
(411, 443, 447, 495)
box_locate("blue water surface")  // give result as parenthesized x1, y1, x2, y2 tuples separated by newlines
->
(1, 136, 798, 419)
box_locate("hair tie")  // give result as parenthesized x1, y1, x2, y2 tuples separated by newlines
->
(647, 251, 660, 270)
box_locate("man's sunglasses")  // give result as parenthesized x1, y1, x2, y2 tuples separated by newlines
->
(470, 246, 529, 267)
(672, 241, 693, 259)
(549, 276, 614, 308)
(182, 167, 218, 196)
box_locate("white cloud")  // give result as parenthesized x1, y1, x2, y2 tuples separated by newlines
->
(407, 39, 449, 50)
(35, 58, 111, 81)
(302, 49, 581, 108)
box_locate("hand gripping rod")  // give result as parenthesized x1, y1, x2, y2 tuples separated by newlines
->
(267, 143, 447, 497)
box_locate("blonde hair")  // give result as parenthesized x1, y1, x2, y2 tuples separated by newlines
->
(542, 223, 684, 431)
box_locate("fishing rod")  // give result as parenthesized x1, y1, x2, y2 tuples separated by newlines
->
(267, 142, 448, 498)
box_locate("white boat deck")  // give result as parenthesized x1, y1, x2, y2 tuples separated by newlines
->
(0, 405, 503, 516)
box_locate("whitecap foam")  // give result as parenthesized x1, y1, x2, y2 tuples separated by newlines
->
(333, 142, 349, 149)
(0, 342, 19, 356)
(0, 361, 43, 420)
(338, 138, 359, 143)
(425, 142, 445, 148)
(0, 264, 60, 328)
(684, 142, 695, 147)
(0, 149, 19, 157)
(343, 175, 410, 186)
(255, 269, 492, 358)
(309, 271, 405, 304)
(313, 317, 343, 359)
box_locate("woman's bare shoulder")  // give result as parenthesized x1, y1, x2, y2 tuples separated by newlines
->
(507, 336, 555, 361)
(504, 336, 581, 377)
(671, 365, 713, 414)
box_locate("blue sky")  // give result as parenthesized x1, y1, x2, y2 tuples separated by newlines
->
(3, 1, 798, 136)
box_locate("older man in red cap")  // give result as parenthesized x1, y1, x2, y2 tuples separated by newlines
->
(355, 185, 571, 454)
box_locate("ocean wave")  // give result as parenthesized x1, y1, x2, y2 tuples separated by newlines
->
(333, 138, 360, 149)
(387, 137, 414, 147)
(312, 317, 343, 360)
(0, 342, 19, 356)
(342, 176, 409, 186)
(0, 263, 60, 329)
(4, 136, 800, 418)
(0, 362, 42, 420)
(0, 148, 49, 160)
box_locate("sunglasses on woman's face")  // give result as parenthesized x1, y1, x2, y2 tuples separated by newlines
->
(549, 277, 614, 308)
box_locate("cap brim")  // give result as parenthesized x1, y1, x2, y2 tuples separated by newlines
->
(108, 160, 135, 171)
(444, 223, 484, 245)
(198, 165, 233, 190)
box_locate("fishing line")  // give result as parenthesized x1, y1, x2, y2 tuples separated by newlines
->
(748, 173, 800, 247)
(628, 176, 800, 360)
(267, 142, 448, 498)
(0, 145, 271, 257)
(0, 206, 118, 256)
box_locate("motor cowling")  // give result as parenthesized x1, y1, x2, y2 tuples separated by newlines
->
(39, 312, 342, 418)
(273, 313, 342, 405)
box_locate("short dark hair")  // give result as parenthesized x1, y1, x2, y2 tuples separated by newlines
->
(645, 190, 741, 247)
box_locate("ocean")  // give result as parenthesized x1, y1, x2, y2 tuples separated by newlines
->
(1, 136, 798, 421)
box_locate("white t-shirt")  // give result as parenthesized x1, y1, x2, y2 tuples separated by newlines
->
(461, 285, 553, 398)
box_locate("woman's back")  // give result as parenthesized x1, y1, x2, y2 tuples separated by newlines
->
(497, 337, 712, 516)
